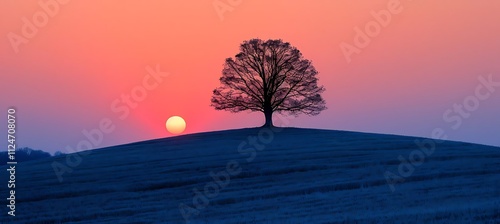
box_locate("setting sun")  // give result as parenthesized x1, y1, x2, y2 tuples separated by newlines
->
(166, 116, 186, 134)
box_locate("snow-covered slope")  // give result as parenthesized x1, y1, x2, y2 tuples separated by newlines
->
(1, 128, 499, 223)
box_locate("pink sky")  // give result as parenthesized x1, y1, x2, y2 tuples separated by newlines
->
(1, 0, 499, 153)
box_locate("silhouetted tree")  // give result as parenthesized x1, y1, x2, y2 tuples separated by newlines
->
(211, 39, 326, 127)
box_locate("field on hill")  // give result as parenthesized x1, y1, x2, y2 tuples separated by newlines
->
(1, 128, 499, 223)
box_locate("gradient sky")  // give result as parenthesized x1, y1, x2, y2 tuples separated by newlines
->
(1, 0, 499, 153)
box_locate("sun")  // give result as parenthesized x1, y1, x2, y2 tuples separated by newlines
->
(166, 116, 186, 134)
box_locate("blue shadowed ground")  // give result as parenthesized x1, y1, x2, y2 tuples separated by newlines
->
(1, 128, 499, 223)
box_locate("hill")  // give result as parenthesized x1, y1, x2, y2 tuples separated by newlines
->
(0, 148, 52, 164)
(1, 128, 499, 223)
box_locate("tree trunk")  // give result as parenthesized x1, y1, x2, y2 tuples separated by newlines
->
(263, 109, 273, 127)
